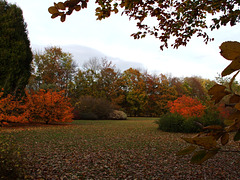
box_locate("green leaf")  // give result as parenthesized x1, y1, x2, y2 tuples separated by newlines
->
(234, 130, 240, 141)
(176, 145, 197, 156)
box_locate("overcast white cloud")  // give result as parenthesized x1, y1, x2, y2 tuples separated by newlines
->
(6, 0, 240, 79)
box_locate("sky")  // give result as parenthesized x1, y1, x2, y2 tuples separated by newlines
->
(6, 0, 240, 80)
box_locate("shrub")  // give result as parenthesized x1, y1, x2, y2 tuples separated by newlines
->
(156, 113, 185, 132)
(201, 108, 224, 127)
(25, 89, 73, 124)
(75, 96, 114, 120)
(79, 112, 98, 120)
(182, 116, 202, 133)
(108, 110, 127, 120)
(156, 110, 223, 133)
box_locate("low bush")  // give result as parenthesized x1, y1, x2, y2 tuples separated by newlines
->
(182, 116, 202, 133)
(75, 96, 115, 120)
(80, 112, 98, 120)
(108, 110, 127, 120)
(201, 108, 224, 127)
(156, 109, 224, 133)
(156, 113, 185, 132)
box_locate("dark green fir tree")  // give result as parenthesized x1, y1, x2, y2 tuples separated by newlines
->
(0, 0, 32, 96)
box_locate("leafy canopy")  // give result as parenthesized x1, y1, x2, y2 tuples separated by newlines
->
(49, 0, 240, 49)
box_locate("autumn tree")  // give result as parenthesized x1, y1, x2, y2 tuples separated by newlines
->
(71, 58, 123, 104)
(48, 0, 239, 50)
(120, 68, 148, 116)
(0, 91, 27, 125)
(25, 89, 73, 124)
(30, 47, 76, 95)
(183, 76, 208, 101)
(143, 73, 176, 116)
(0, 0, 32, 96)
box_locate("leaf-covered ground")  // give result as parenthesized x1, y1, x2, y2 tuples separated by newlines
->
(1, 118, 240, 179)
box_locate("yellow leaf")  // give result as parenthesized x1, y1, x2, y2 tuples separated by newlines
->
(191, 149, 219, 164)
(57, 2, 66, 10)
(229, 94, 240, 104)
(226, 118, 240, 132)
(51, 13, 59, 19)
(182, 136, 217, 150)
(221, 132, 229, 146)
(203, 125, 223, 130)
(222, 57, 240, 77)
(219, 41, 240, 60)
(235, 103, 240, 111)
(74, 5, 81, 11)
(48, 6, 59, 14)
(208, 84, 227, 95)
(190, 150, 207, 164)
(208, 84, 230, 103)
(60, 14, 66, 22)
(176, 145, 197, 156)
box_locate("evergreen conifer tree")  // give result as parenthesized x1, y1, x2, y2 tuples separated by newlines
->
(0, 0, 32, 96)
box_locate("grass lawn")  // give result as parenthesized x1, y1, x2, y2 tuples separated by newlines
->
(1, 118, 240, 179)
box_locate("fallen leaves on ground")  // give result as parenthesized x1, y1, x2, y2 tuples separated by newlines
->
(1, 119, 240, 179)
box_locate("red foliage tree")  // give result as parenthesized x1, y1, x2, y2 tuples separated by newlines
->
(168, 95, 206, 118)
(25, 90, 73, 124)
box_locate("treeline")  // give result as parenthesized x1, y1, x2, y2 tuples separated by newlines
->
(27, 46, 239, 118)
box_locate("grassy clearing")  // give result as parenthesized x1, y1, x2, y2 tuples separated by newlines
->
(1, 118, 240, 179)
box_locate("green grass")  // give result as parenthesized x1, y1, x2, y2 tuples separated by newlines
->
(0, 118, 240, 179)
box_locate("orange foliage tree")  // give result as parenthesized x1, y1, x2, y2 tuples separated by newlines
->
(25, 90, 73, 124)
(0, 91, 27, 125)
(168, 95, 206, 118)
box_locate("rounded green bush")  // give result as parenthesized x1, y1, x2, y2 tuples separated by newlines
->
(156, 109, 225, 133)
(201, 109, 224, 127)
(156, 113, 185, 132)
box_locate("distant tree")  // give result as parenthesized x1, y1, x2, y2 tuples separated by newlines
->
(30, 47, 76, 95)
(120, 68, 147, 116)
(71, 58, 122, 103)
(144, 73, 176, 116)
(48, 0, 239, 49)
(184, 77, 208, 101)
(0, 0, 32, 96)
